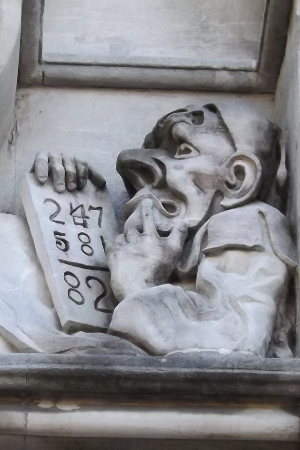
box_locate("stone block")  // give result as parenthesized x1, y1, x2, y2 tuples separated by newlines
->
(42, 0, 266, 70)
(21, 173, 118, 333)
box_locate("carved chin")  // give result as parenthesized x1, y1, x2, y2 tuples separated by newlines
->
(182, 190, 221, 230)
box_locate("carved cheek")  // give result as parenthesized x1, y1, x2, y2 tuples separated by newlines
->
(192, 171, 222, 192)
(188, 157, 222, 191)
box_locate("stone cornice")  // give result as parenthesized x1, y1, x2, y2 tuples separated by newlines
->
(1, 353, 300, 401)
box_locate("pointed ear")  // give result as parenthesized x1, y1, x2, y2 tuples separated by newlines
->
(220, 152, 262, 209)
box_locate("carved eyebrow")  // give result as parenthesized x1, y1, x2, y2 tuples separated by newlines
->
(159, 108, 188, 123)
(166, 108, 188, 116)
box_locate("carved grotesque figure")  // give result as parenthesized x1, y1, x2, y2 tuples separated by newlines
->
(0, 102, 296, 357)
(105, 103, 297, 357)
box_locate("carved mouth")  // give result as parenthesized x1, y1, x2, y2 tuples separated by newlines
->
(124, 193, 180, 220)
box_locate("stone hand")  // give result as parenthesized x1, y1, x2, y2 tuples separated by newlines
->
(106, 198, 187, 301)
(32, 152, 106, 193)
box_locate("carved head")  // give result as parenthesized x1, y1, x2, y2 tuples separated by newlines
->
(117, 103, 286, 234)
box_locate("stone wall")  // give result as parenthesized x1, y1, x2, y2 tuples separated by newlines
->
(11, 89, 274, 225)
(0, 0, 22, 150)
(275, 0, 300, 353)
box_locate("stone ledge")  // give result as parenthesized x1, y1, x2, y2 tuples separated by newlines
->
(10, 438, 300, 450)
(0, 353, 300, 400)
(22, 405, 300, 441)
(0, 404, 298, 445)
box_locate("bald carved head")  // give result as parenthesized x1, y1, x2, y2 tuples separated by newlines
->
(117, 103, 286, 234)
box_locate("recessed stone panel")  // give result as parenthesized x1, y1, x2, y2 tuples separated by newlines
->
(42, 0, 266, 70)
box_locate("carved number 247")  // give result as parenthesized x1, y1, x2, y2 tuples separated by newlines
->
(44, 199, 103, 229)
(70, 204, 103, 229)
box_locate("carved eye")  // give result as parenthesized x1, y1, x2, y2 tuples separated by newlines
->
(174, 143, 200, 159)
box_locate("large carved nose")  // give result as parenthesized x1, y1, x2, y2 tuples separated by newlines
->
(116, 148, 167, 196)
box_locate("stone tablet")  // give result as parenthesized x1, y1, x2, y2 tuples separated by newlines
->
(20, 173, 119, 333)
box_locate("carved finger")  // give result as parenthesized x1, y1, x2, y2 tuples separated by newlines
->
(63, 156, 77, 191)
(49, 154, 65, 193)
(141, 198, 157, 236)
(126, 226, 140, 244)
(33, 151, 49, 184)
(75, 160, 89, 190)
(168, 221, 188, 252)
(89, 167, 106, 189)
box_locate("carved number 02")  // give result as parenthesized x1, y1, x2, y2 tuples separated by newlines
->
(63, 271, 112, 312)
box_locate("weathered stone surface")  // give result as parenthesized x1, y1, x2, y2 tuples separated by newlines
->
(20, 0, 292, 92)
(107, 103, 297, 357)
(0, 100, 292, 358)
(275, 0, 300, 355)
(0, 437, 24, 450)
(26, 404, 299, 440)
(43, 0, 265, 70)
(0, 353, 299, 400)
(0, 212, 143, 354)
(21, 173, 118, 332)
(11, 89, 274, 222)
(0, 0, 21, 150)
(0, 398, 298, 448)
(22, 437, 300, 450)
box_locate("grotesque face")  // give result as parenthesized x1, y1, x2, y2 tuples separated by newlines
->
(117, 104, 236, 235)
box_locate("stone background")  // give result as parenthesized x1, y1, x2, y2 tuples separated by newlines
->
(42, 0, 265, 70)
(1, 89, 273, 227)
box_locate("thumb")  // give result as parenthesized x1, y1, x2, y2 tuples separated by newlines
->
(88, 167, 106, 189)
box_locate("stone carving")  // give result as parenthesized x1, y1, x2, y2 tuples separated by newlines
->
(0, 103, 296, 357)
(0, 212, 144, 354)
(21, 174, 118, 333)
(105, 103, 297, 357)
